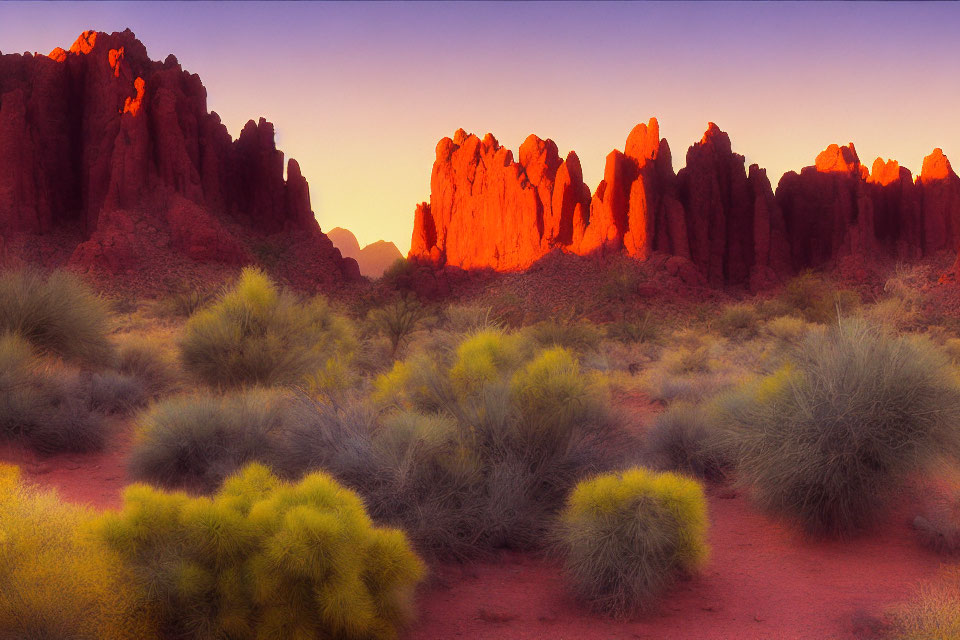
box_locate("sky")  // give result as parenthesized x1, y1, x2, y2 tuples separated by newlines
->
(2, 1, 959, 253)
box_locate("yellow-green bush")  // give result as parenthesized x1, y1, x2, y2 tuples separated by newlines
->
(0, 269, 112, 365)
(362, 331, 632, 557)
(179, 268, 355, 388)
(556, 467, 709, 616)
(888, 567, 960, 640)
(0, 465, 155, 639)
(97, 463, 424, 640)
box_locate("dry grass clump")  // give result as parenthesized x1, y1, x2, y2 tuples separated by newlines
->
(760, 315, 816, 348)
(887, 567, 960, 640)
(715, 318, 960, 536)
(0, 465, 155, 639)
(97, 463, 424, 640)
(555, 467, 709, 616)
(0, 333, 112, 454)
(180, 268, 355, 388)
(156, 281, 216, 317)
(114, 338, 181, 399)
(0, 269, 112, 365)
(765, 271, 860, 324)
(443, 303, 499, 334)
(714, 304, 760, 341)
(524, 319, 603, 353)
(640, 333, 745, 403)
(605, 311, 661, 345)
(645, 402, 730, 481)
(128, 388, 291, 491)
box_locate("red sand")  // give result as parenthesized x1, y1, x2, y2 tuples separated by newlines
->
(0, 418, 949, 640)
(0, 420, 132, 509)
(408, 489, 945, 640)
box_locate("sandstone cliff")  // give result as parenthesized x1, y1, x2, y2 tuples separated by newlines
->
(0, 30, 359, 288)
(410, 121, 959, 288)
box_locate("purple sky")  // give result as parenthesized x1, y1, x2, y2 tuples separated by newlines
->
(2, 1, 958, 252)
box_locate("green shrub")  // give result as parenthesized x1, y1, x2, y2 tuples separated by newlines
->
(0, 269, 112, 365)
(81, 371, 147, 415)
(443, 303, 499, 334)
(367, 296, 429, 357)
(97, 463, 424, 640)
(0, 334, 109, 454)
(129, 389, 291, 491)
(715, 319, 960, 536)
(114, 339, 179, 399)
(760, 315, 814, 348)
(362, 332, 632, 558)
(158, 281, 215, 317)
(0, 465, 155, 639)
(556, 467, 709, 616)
(524, 320, 603, 353)
(179, 268, 355, 388)
(714, 304, 760, 340)
(605, 312, 660, 344)
(645, 403, 729, 481)
(772, 272, 860, 324)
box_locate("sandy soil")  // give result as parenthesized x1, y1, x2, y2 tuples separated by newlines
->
(0, 407, 949, 640)
(407, 488, 944, 640)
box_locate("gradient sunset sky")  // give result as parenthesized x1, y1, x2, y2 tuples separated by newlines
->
(2, 1, 958, 253)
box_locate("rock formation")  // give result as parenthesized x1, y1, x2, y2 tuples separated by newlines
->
(0, 30, 359, 288)
(410, 121, 960, 288)
(327, 227, 403, 278)
(411, 119, 795, 288)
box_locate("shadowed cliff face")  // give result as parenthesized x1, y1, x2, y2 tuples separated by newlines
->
(0, 29, 360, 287)
(410, 122, 960, 289)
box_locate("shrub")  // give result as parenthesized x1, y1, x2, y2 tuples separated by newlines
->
(114, 339, 179, 399)
(760, 315, 813, 348)
(179, 268, 355, 388)
(82, 371, 147, 415)
(606, 312, 660, 344)
(888, 567, 960, 640)
(129, 389, 291, 491)
(363, 333, 632, 558)
(555, 467, 709, 616)
(524, 320, 603, 353)
(0, 269, 112, 365)
(368, 296, 429, 357)
(715, 319, 960, 536)
(97, 463, 425, 640)
(772, 271, 860, 324)
(158, 281, 215, 317)
(645, 403, 729, 481)
(0, 334, 109, 454)
(0, 465, 155, 639)
(443, 303, 499, 334)
(714, 304, 760, 340)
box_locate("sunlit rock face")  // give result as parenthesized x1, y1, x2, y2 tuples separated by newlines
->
(0, 29, 359, 285)
(410, 120, 793, 288)
(412, 122, 960, 288)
